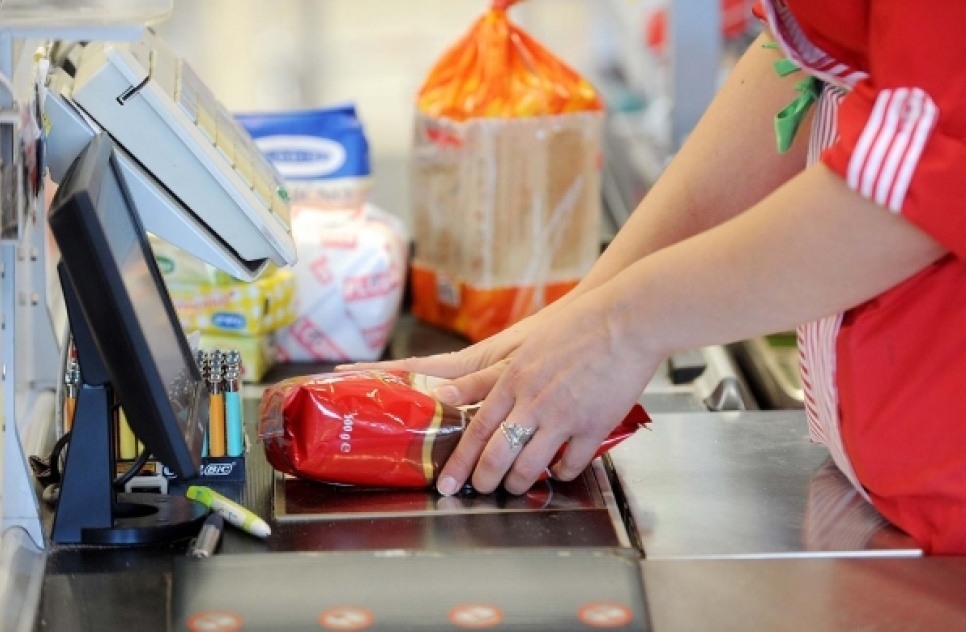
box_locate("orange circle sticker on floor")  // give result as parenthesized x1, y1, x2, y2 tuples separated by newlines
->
(318, 606, 374, 630)
(448, 603, 504, 629)
(577, 602, 634, 628)
(186, 610, 244, 632)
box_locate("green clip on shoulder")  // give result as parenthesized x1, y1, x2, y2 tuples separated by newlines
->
(764, 41, 820, 153)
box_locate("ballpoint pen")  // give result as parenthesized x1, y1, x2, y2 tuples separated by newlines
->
(63, 351, 80, 432)
(195, 349, 210, 457)
(207, 351, 226, 457)
(186, 485, 271, 538)
(224, 350, 245, 457)
(186, 512, 224, 558)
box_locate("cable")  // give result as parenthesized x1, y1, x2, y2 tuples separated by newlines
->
(48, 431, 72, 483)
(27, 430, 72, 491)
(113, 448, 152, 491)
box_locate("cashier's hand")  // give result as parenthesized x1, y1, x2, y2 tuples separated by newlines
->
(343, 309, 546, 406)
(446, 293, 655, 495)
(349, 293, 657, 495)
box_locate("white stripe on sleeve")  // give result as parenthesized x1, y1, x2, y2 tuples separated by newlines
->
(847, 88, 939, 213)
(847, 90, 891, 193)
(889, 94, 938, 211)
(874, 90, 922, 206)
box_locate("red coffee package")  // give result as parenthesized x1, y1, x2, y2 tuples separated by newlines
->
(259, 369, 649, 488)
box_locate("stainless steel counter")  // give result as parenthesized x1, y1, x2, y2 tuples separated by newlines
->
(641, 556, 966, 631)
(31, 402, 966, 631)
(609, 410, 921, 559)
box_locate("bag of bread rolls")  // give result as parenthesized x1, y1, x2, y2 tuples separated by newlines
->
(411, 0, 604, 342)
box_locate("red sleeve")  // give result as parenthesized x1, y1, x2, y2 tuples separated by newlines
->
(820, 2, 966, 259)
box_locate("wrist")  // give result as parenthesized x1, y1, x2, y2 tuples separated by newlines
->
(599, 273, 674, 366)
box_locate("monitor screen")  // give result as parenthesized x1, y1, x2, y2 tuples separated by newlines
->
(48, 132, 208, 477)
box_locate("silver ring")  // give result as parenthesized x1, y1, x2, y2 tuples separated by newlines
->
(499, 421, 536, 450)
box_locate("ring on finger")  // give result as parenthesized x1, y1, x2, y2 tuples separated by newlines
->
(499, 421, 536, 451)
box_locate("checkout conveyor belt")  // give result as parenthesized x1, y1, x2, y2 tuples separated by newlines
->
(21, 318, 966, 630)
(33, 403, 966, 631)
(36, 398, 647, 631)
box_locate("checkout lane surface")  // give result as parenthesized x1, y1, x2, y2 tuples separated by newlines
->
(609, 410, 920, 559)
(31, 321, 966, 630)
(37, 410, 966, 631)
(36, 397, 642, 631)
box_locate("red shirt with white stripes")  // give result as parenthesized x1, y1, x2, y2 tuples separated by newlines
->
(758, 0, 966, 554)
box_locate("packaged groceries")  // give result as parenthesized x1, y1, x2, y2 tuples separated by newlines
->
(166, 266, 297, 337)
(237, 103, 371, 212)
(259, 370, 649, 489)
(274, 203, 408, 362)
(411, 0, 605, 342)
(238, 106, 409, 361)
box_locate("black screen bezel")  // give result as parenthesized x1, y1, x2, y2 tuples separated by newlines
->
(48, 133, 206, 477)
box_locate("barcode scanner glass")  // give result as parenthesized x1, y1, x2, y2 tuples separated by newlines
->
(48, 132, 209, 545)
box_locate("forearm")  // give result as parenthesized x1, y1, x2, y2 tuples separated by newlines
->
(600, 164, 947, 357)
(573, 32, 811, 301)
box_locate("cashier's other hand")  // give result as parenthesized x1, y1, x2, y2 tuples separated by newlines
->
(337, 313, 543, 406)
(437, 295, 657, 496)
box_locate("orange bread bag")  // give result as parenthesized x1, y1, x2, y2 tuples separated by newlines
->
(411, 0, 605, 342)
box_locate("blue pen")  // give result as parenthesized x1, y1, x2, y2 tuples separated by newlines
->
(225, 350, 244, 457)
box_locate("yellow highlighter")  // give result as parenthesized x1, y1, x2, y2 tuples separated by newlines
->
(186, 485, 271, 539)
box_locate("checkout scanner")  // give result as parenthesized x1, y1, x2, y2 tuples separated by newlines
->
(31, 28, 298, 545)
(43, 28, 297, 281)
(0, 15, 302, 629)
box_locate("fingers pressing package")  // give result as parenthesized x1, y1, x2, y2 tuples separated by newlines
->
(411, 0, 605, 342)
(258, 370, 649, 489)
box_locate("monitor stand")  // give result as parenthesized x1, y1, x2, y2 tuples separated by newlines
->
(51, 265, 207, 545)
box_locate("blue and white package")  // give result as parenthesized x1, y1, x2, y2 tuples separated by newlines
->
(236, 103, 371, 210)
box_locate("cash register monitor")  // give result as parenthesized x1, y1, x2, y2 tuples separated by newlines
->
(48, 132, 209, 545)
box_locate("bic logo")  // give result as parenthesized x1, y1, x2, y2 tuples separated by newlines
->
(201, 463, 235, 476)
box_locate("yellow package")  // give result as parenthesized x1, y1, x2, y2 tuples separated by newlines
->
(198, 332, 278, 384)
(150, 234, 237, 286)
(168, 269, 298, 336)
(411, 0, 604, 342)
